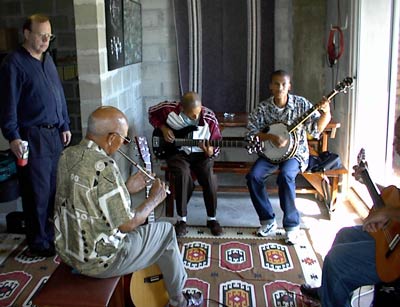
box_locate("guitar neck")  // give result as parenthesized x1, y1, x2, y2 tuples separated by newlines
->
(288, 88, 340, 133)
(144, 162, 155, 223)
(173, 138, 246, 147)
(144, 162, 152, 198)
(360, 169, 386, 209)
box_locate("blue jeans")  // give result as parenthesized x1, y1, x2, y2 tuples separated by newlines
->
(318, 226, 380, 307)
(246, 157, 300, 229)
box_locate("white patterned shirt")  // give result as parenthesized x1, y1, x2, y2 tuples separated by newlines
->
(247, 94, 321, 171)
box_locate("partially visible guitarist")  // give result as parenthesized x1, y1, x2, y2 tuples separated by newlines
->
(300, 116, 400, 307)
(246, 69, 331, 244)
(149, 92, 223, 237)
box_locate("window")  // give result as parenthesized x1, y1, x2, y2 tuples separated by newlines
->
(351, 0, 400, 208)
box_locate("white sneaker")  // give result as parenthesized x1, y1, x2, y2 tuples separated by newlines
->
(285, 229, 300, 245)
(257, 221, 278, 237)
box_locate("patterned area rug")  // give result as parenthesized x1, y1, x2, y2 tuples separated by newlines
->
(0, 234, 59, 307)
(179, 227, 322, 307)
(0, 228, 322, 307)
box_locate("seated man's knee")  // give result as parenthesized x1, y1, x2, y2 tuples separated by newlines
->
(246, 171, 263, 184)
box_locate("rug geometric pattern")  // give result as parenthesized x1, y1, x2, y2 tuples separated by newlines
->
(179, 227, 321, 307)
(0, 234, 59, 307)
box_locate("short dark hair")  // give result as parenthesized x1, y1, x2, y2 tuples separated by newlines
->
(270, 70, 291, 82)
(22, 14, 51, 32)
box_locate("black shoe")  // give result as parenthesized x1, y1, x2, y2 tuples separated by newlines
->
(174, 221, 188, 237)
(183, 291, 203, 306)
(300, 284, 320, 301)
(207, 220, 223, 236)
(28, 246, 56, 258)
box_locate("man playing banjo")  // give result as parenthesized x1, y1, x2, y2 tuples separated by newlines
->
(246, 69, 331, 244)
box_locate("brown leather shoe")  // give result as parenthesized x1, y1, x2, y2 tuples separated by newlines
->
(207, 220, 223, 236)
(174, 221, 188, 237)
(300, 284, 320, 301)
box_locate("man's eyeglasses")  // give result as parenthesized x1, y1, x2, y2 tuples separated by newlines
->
(31, 31, 56, 42)
(111, 132, 131, 145)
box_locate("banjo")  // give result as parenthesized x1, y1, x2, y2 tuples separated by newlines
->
(257, 77, 353, 163)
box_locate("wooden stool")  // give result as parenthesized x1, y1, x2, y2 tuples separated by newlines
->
(32, 262, 132, 307)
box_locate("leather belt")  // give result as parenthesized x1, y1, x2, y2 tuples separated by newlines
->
(39, 124, 56, 129)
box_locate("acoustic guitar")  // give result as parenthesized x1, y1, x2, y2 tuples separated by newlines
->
(130, 136, 169, 307)
(354, 149, 400, 282)
(258, 77, 353, 163)
(152, 125, 261, 159)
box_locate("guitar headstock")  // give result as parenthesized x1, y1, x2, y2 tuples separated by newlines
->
(135, 136, 152, 170)
(354, 148, 368, 184)
(335, 77, 353, 94)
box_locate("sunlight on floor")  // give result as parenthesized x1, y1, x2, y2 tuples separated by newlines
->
(303, 199, 362, 259)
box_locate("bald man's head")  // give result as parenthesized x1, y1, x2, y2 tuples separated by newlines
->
(182, 92, 201, 110)
(87, 106, 128, 137)
(181, 92, 202, 120)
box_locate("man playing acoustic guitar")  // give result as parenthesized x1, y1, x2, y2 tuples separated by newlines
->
(149, 92, 223, 237)
(246, 70, 331, 244)
(300, 116, 400, 306)
(54, 107, 203, 307)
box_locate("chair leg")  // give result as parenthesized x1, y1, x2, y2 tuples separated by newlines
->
(165, 171, 175, 217)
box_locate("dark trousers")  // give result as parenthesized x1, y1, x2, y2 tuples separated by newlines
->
(17, 126, 63, 250)
(167, 152, 217, 217)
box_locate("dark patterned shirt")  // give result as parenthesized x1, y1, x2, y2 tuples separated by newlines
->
(247, 94, 321, 171)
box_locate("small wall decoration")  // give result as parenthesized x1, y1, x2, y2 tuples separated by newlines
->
(105, 0, 142, 71)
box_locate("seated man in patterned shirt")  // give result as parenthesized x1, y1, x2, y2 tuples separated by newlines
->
(54, 106, 203, 307)
(246, 70, 331, 244)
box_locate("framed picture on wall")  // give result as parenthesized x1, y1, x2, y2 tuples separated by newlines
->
(124, 0, 142, 65)
(105, 0, 142, 71)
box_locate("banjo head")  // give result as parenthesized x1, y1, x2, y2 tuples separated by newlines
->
(261, 123, 298, 163)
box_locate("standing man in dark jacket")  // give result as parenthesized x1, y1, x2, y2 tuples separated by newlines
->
(0, 14, 71, 257)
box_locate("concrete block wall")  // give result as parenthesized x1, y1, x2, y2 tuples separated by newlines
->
(141, 0, 180, 141)
(293, 0, 326, 102)
(74, 0, 143, 179)
(275, 0, 293, 75)
(0, 0, 82, 146)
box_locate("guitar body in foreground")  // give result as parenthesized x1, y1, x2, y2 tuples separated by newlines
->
(368, 185, 400, 282)
(258, 77, 353, 163)
(130, 263, 169, 307)
(355, 149, 400, 282)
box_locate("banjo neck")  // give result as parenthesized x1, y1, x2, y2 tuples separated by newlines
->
(287, 86, 343, 133)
